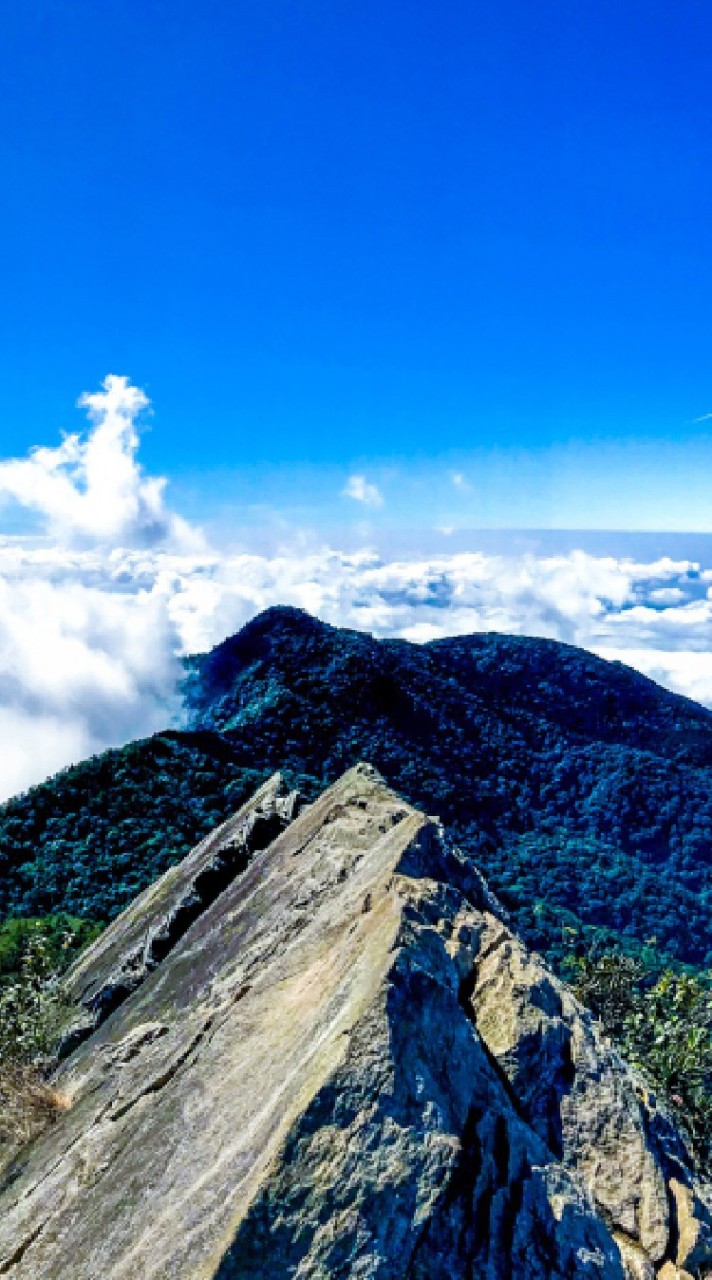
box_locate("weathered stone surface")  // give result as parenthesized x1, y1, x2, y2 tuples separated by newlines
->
(58, 771, 302, 1057)
(668, 1176, 712, 1273)
(469, 920, 712, 1276)
(470, 918, 670, 1256)
(0, 764, 709, 1278)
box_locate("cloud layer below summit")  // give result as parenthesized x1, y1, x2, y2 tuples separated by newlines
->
(1, 376, 712, 800)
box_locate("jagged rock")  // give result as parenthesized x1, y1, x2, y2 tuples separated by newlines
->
(57, 772, 302, 1057)
(0, 764, 709, 1278)
(470, 919, 669, 1258)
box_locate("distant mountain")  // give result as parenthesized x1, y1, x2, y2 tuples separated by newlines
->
(183, 607, 712, 968)
(2, 605, 712, 972)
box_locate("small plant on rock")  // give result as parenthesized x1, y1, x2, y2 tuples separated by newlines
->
(0, 930, 70, 1149)
(569, 948, 712, 1172)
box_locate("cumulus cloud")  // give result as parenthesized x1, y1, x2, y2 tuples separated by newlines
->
(0, 539, 183, 801)
(157, 544, 712, 687)
(2, 376, 712, 803)
(595, 648, 712, 710)
(4, 533, 712, 802)
(0, 375, 201, 550)
(0, 376, 202, 800)
(0, 707, 91, 805)
(342, 473, 384, 507)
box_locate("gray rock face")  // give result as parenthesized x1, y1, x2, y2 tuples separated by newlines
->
(0, 764, 709, 1279)
(58, 772, 303, 1057)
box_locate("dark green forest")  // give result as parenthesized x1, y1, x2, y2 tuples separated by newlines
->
(2, 605, 712, 982)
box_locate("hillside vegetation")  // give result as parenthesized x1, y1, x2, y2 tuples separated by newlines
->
(184, 607, 712, 970)
(2, 606, 712, 979)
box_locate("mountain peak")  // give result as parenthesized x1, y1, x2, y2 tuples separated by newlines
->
(205, 605, 333, 656)
(5, 606, 712, 996)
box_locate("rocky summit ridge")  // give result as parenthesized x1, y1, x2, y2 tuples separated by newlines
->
(0, 764, 710, 1279)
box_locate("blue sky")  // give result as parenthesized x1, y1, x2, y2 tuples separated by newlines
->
(3, 3, 712, 797)
(2, 0, 712, 531)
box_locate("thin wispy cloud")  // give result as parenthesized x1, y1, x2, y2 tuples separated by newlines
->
(342, 473, 384, 508)
(450, 471, 473, 491)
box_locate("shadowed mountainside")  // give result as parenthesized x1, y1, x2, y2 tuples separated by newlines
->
(2, 606, 712, 972)
(182, 608, 712, 968)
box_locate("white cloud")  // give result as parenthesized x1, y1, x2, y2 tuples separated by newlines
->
(595, 648, 712, 708)
(0, 543, 182, 800)
(1, 376, 712, 803)
(646, 586, 686, 605)
(0, 707, 92, 805)
(0, 375, 201, 551)
(342, 473, 384, 508)
(2, 533, 712, 802)
(0, 376, 201, 799)
(450, 471, 472, 491)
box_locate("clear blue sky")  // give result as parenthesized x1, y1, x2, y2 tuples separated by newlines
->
(2, 0, 712, 529)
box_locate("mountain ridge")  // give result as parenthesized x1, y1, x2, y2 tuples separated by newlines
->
(182, 607, 712, 968)
(1, 764, 710, 1279)
(2, 606, 712, 973)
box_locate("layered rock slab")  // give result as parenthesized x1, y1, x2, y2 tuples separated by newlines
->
(0, 764, 709, 1279)
(58, 771, 302, 1054)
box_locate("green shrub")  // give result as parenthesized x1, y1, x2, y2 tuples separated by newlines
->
(0, 930, 67, 1064)
(0, 914, 102, 987)
(569, 948, 712, 1170)
(0, 929, 72, 1150)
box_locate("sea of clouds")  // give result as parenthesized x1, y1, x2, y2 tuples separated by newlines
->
(1, 374, 711, 802)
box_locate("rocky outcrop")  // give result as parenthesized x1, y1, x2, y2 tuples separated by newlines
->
(58, 772, 303, 1057)
(468, 915, 712, 1278)
(0, 764, 709, 1279)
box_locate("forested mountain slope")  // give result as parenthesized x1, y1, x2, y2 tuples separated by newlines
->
(183, 607, 712, 968)
(2, 605, 712, 973)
